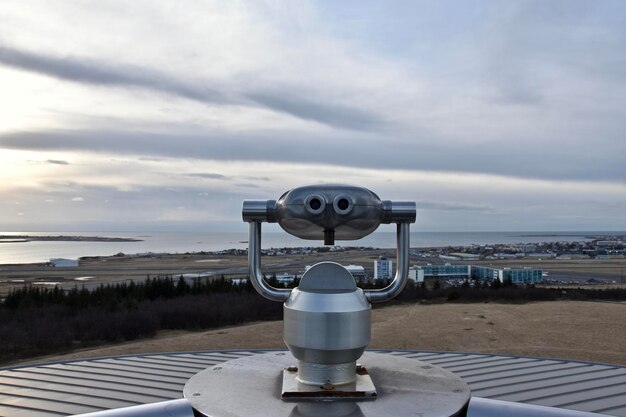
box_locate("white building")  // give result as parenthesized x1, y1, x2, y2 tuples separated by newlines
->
(408, 264, 471, 283)
(408, 268, 424, 283)
(374, 256, 393, 279)
(344, 264, 366, 281)
(49, 258, 78, 267)
(276, 273, 295, 285)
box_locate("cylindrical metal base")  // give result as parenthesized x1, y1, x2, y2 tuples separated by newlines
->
(184, 352, 470, 417)
(296, 360, 356, 385)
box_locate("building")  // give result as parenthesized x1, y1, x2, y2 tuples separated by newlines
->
(344, 264, 366, 281)
(275, 273, 295, 285)
(471, 265, 501, 282)
(409, 264, 471, 283)
(471, 266, 543, 284)
(449, 253, 481, 261)
(501, 267, 543, 284)
(596, 240, 621, 247)
(522, 244, 537, 253)
(49, 258, 78, 267)
(374, 256, 393, 279)
(407, 264, 543, 285)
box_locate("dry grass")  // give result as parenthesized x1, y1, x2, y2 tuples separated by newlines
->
(15, 300, 626, 367)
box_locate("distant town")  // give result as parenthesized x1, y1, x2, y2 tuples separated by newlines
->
(2, 235, 623, 296)
(208, 235, 626, 289)
(209, 234, 626, 260)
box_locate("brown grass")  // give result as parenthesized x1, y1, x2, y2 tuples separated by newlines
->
(14, 300, 626, 367)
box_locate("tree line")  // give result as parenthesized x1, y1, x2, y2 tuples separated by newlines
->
(0, 276, 284, 364)
(1, 275, 625, 364)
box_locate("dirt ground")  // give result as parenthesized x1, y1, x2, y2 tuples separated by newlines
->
(16, 300, 626, 367)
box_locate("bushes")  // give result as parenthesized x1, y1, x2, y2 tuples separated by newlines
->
(153, 293, 281, 330)
(0, 276, 280, 364)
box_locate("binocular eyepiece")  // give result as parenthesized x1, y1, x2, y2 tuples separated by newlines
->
(242, 184, 415, 245)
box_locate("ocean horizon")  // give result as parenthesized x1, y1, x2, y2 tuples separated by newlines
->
(1, 230, 624, 265)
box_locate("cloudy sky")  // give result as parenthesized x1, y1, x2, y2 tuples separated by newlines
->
(0, 0, 624, 233)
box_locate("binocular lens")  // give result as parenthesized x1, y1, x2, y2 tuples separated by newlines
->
(336, 198, 350, 211)
(309, 198, 322, 210)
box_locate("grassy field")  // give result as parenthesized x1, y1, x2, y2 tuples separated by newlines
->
(14, 300, 626, 367)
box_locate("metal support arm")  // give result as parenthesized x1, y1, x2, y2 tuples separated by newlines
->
(364, 222, 411, 303)
(248, 221, 292, 302)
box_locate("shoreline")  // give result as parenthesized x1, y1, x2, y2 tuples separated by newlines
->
(0, 235, 142, 243)
(0, 231, 623, 266)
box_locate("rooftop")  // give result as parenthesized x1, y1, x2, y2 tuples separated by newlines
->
(1, 349, 625, 416)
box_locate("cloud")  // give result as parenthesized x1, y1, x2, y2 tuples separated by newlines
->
(0, 45, 227, 103)
(417, 200, 494, 212)
(1, 162, 624, 233)
(185, 173, 230, 180)
(1, 128, 624, 182)
(246, 91, 385, 131)
(0, 45, 384, 131)
(0, 1, 625, 232)
(46, 159, 69, 165)
(235, 183, 260, 188)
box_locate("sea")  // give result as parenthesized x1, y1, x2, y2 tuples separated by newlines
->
(0, 230, 624, 265)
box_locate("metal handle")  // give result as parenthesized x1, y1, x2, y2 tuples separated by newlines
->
(364, 222, 411, 303)
(242, 200, 276, 223)
(248, 221, 291, 302)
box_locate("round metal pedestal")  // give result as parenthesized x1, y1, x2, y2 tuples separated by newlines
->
(183, 352, 470, 417)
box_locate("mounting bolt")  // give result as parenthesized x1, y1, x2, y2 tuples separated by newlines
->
(321, 380, 335, 391)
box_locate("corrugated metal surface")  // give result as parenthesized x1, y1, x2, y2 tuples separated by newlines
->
(0, 350, 625, 417)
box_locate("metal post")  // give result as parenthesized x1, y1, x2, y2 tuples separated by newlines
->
(248, 221, 291, 302)
(364, 222, 411, 303)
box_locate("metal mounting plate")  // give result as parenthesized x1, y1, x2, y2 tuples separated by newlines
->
(281, 365, 377, 401)
(184, 352, 470, 417)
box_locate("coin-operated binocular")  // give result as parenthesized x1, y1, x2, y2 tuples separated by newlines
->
(242, 184, 416, 398)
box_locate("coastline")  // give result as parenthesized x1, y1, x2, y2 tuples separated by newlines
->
(0, 230, 624, 265)
(0, 235, 142, 243)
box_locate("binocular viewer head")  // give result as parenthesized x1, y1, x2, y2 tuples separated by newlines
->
(242, 184, 416, 245)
